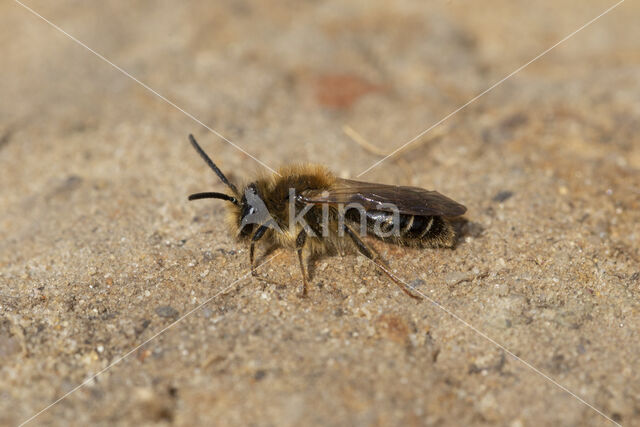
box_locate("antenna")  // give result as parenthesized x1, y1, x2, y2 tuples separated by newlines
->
(189, 134, 239, 196)
(188, 191, 238, 205)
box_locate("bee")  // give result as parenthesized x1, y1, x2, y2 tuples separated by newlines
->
(187, 134, 466, 299)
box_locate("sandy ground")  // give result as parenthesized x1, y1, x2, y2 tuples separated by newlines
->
(1, 0, 639, 426)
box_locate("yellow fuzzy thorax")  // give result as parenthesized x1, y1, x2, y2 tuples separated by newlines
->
(226, 164, 337, 251)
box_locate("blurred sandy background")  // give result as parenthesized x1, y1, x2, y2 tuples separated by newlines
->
(1, 0, 639, 425)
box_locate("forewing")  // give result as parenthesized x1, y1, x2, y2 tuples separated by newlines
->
(299, 178, 466, 216)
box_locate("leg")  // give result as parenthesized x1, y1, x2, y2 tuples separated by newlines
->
(249, 225, 282, 289)
(295, 229, 308, 297)
(343, 225, 422, 300)
(250, 225, 268, 277)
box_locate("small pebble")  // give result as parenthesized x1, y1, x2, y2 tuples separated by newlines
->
(492, 191, 513, 203)
(155, 305, 179, 318)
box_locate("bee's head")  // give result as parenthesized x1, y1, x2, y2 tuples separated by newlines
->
(187, 134, 280, 238)
(237, 183, 274, 237)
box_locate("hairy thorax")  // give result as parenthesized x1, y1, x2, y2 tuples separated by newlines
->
(229, 165, 336, 251)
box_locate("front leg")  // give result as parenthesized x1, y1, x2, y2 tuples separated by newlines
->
(295, 228, 308, 297)
(249, 226, 282, 289)
(250, 225, 268, 277)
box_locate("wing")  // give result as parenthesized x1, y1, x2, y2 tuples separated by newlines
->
(298, 178, 466, 216)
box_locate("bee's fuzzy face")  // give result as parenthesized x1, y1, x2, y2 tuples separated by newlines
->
(233, 182, 280, 239)
(235, 183, 258, 238)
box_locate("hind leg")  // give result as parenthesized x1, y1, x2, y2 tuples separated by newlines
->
(343, 224, 422, 300)
(295, 229, 309, 297)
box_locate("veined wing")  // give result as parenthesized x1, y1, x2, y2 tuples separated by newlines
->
(298, 178, 466, 216)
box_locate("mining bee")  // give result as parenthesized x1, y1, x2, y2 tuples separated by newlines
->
(187, 135, 466, 299)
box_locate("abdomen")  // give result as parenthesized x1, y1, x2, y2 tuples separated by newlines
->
(345, 209, 455, 248)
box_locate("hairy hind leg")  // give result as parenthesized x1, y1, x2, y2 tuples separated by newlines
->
(343, 224, 422, 300)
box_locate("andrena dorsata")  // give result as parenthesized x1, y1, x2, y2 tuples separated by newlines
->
(187, 135, 466, 299)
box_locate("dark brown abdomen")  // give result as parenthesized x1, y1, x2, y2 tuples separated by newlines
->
(346, 209, 449, 244)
